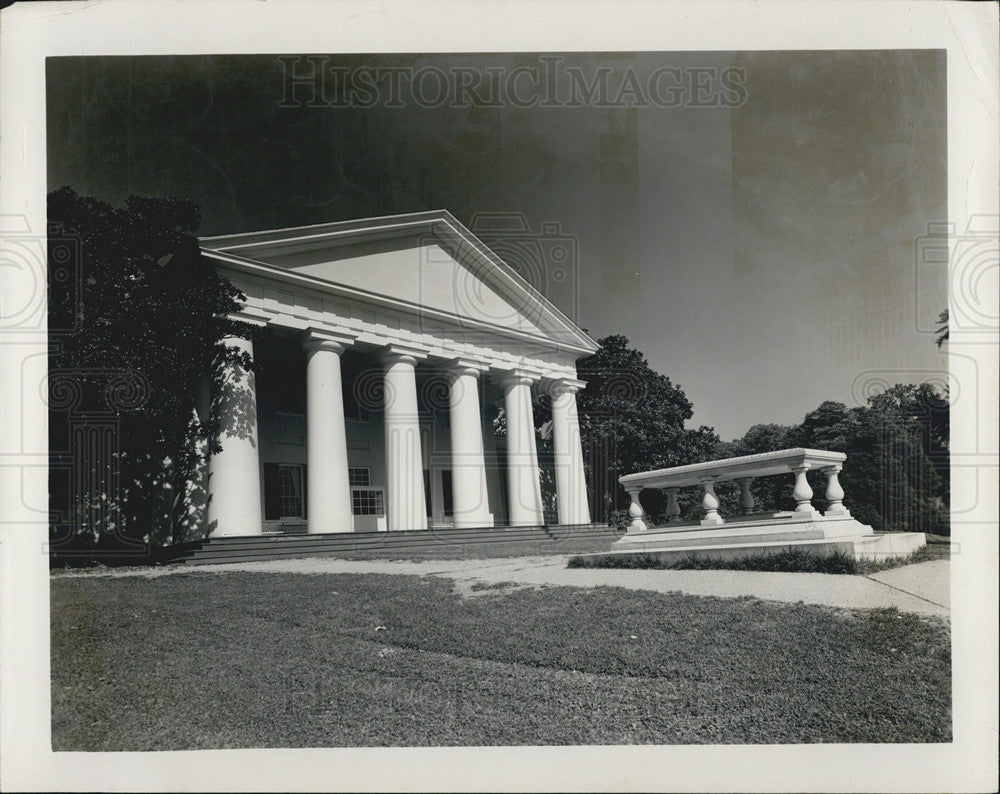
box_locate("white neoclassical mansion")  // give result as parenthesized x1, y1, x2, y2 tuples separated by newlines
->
(194, 211, 597, 538)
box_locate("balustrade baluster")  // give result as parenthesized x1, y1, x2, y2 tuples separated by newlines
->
(626, 488, 647, 532)
(665, 487, 681, 523)
(823, 465, 849, 516)
(737, 477, 755, 515)
(700, 479, 724, 525)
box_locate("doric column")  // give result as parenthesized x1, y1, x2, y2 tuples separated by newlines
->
(382, 345, 428, 531)
(822, 465, 850, 516)
(626, 488, 648, 532)
(207, 333, 262, 537)
(737, 477, 755, 515)
(498, 369, 544, 526)
(445, 359, 493, 528)
(303, 330, 357, 533)
(700, 478, 724, 526)
(545, 377, 591, 525)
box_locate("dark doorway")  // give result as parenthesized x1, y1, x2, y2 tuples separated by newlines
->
(441, 470, 454, 517)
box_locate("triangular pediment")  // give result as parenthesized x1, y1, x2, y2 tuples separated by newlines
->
(199, 211, 597, 354)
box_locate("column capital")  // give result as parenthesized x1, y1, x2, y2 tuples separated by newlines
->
(381, 342, 430, 366)
(542, 376, 587, 397)
(301, 327, 358, 355)
(443, 357, 489, 380)
(495, 367, 542, 390)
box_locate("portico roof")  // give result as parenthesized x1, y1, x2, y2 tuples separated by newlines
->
(199, 210, 599, 357)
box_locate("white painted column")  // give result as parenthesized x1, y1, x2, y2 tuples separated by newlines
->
(499, 370, 545, 526)
(446, 360, 493, 528)
(207, 334, 263, 537)
(382, 347, 428, 531)
(546, 377, 592, 525)
(303, 331, 355, 533)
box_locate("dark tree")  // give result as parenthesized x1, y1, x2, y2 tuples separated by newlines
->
(722, 387, 949, 534)
(48, 187, 248, 555)
(935, 308, 949, 349)
(570, 335, 719, 524)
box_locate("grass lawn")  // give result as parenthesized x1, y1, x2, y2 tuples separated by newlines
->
(51, 571, 951, 749)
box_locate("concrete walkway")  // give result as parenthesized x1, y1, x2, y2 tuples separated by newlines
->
(67, 555, 951, 618)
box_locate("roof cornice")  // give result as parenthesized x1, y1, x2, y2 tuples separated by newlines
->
(199, 210, 599, 356)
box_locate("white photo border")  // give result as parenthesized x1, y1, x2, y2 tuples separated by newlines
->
(1, 1, 997, 791)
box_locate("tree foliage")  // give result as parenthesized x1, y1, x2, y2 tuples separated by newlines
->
(935, 308, 948, 349)
(571, 335, 719, 523)
(591, 329, 951, 535)
(48, 187, 247, 553)
(719, 385, 949, 533)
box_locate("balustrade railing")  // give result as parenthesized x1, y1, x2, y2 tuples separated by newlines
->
(618, 448, 850, 533)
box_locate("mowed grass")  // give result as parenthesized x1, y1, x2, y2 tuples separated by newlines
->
(51, 572, 951, 750)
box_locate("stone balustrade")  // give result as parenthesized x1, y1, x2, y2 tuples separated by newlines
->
(619, 448, 850, 533)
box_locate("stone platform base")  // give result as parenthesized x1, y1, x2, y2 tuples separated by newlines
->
(612, 513, 926, 562)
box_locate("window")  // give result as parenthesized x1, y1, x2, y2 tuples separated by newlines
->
(348, 467, 371, 486)
(278, 464, 304, 518)
(352, 489, 384, 516)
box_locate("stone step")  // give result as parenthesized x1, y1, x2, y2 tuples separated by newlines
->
(163, 524, 622, 565)
(174, 534, 553, 561)
(175, 528, 620, 557)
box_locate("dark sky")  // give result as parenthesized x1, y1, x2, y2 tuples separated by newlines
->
(46, 50, 947, 439)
